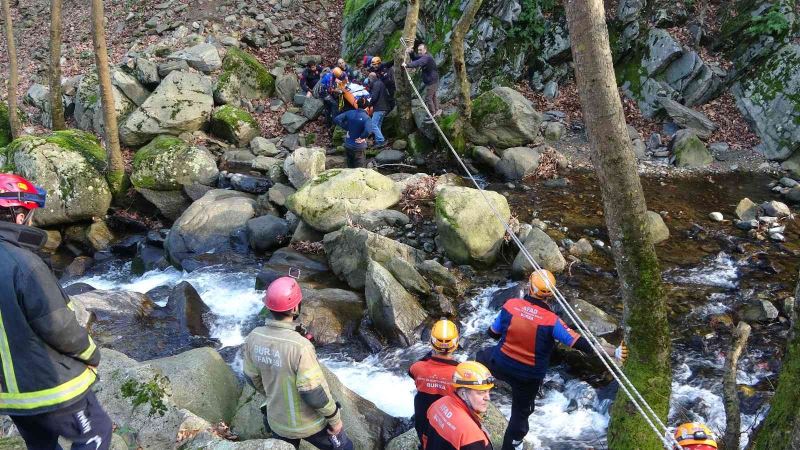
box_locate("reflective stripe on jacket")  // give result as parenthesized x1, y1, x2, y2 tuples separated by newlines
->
(243, 319, 341, 439)
(0, 223, 99, 415)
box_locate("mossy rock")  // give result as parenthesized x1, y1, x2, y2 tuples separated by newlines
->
(407, 131, 433, 155)
(468, 87, 543, 148)
(0, 102, 15, 148)
(214, 48, 275, 104)
(210, 105, 260, 146)
(0, 437, 26, 450)
(332, 126, 347, 147)
(131, 135, 219, 191)
(438, 112, 467, 154)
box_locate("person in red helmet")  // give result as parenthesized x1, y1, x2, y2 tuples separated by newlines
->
(0, 173, 113, 449)
(243, 276, 353, 450)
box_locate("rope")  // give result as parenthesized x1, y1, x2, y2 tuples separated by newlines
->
(399, 39, 682, 450)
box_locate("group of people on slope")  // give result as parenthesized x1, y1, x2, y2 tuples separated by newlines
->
(299, 42, 441, 169)
(0, 173, 721, 450)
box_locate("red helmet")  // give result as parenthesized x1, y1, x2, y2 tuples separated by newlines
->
(265, 277, 303, 312)
(0, 174, 47, 210)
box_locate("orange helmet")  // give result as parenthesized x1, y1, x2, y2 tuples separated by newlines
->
(430, 318, 459, 354)
(674, 423, 717, 449)
(452, 361, 494, 391)
(371, 56, 382, 67)
(332, 67, 344, 79)
(529, 269, 556, 299)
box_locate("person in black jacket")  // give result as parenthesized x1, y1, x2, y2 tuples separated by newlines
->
(367, 72, 390, 148)
(300, 62, 323, 98)
(403, 43, 440, 117)
(0, 173, 112, 450)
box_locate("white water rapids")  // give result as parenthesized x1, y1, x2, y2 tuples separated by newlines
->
(68, 251, 772, 449)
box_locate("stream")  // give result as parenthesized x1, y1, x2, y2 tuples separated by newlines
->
(64, 170, 799, 449)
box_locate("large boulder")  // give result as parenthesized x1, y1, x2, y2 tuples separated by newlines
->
(435, 186, 511, 265)
(214, 47, 275, 104)
(468, 87, 543, 148)
(131, 135, 218, 190)
(661, 99, 717, 139)
(287, 169, 402, 232)
(365, 260, 427, 346)
(74, 72, 136, 137)
(496, 146, 542, 181)
(168, 43, 222, 73)
(323, 226, 425, 289)
(210, 105, 260, 146)
(246, 215, 290, 252)
(284, 147, 326, 188)
(642, 29, 682, 76)
(166, 189, 256, 264)
(732, 43, 800, 161)
(275, 73, 300, 104)
(121, 71, 214, 146)
(670, 130, 713, 168)
(300, 288, 365, 346)
(3, 130, 112, 226)
(511, 227, 567, 278)
(280, 111, 308, 133)
(111, 68, 150, 106)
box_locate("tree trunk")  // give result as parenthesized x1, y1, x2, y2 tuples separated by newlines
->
(2, 0, 22, 138)
(49, 0, 65, 130)
(722, 321, 751, 450)
(90, 0, 125, 196)
(394, 0, 419, 137)
(447, 0, 483, 154)
(565, 1, 672, 449)
(751, 282, 800, 450)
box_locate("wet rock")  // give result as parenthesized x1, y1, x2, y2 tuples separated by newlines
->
(168, 43, 222, 73)
(779, 177, 799, 188)
(566, 299, 617, 336)
(43, 230, 62, 253)
(300, 288, 365, 346)
(287, 169, 401, 232)
(740, 300, 779, 322)
(131, 135, 219, 191)
(158, 281, 211, 337)
(670, 130, 713, 168)
(512, 227, 567, 278)
(735, 198, 759, 221)
(210, 105, 260, 146)
(166, 190, 256, 264)
(63, 256, 94, 279)
(365, 260, 427, 347)
(760, 200, 791, 218)
(435, 186, 511, 266)
(468, 87, 543, 148)
(645, 211, 670, 244)
(569, 238, 594, 257)
(246, 215, 290, 252)
(69, 290, 155, 352)
(661, 99, 717, 139)
(283, 147, 326, 188)
(496, 147, 542, 181)
(709, 212, 724, 222)
(473, 146, 500, 168)
(138, 188, 191, 221)
(786, 186, 800, 203)
(417, 259, 467, 297)
(87, 220, 116, 251)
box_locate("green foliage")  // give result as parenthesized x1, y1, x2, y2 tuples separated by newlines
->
(120, 375, 169, 417)
(343, 0, 381, 35)
(0, 103, 14, 148)
(746, 5, 791, 38)
(505, 0, 557, 51)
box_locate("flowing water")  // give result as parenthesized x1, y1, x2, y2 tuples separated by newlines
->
(65, 170, 799, 449)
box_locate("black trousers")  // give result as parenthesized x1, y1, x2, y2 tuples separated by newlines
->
(344, 146, 366, 168)
(274, 427, 355, 450)
(11, 391, 113, 450)
(476, 348, 543, 450)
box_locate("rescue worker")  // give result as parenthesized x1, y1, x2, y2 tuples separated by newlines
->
(333, 98, 371, 168)
(369, 56, 396, 108)
(476, 269, 628, 450)
(335, 58, 358, 80)
(300, 61, 323, 97)
(367, 72, 390, 149)
(318, 68, 343, 126)
(402, 43, 440, 117)
(408, 319, 461, 446)
(674, 423, 718, 450)
(0, 173, 113, 449)
(243, 277, 353, 450)
(423, 361, 495, 450)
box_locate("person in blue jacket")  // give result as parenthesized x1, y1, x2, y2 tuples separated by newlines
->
(333, 97, 372, 168)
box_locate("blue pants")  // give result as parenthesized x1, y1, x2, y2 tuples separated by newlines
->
(370, 110, 387, 146)
(11, 391, 113, 450)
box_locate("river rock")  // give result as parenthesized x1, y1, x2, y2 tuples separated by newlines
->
(166, 189, 256, 264)
(301, 288, 365, 346)
(671, 130, 713, 168)
(246, 215, 290, 252)
(435, 186, 511, 265)
(661, 99, 717, 139)
(567, 299, 618, 336)
(645, 211, 670, 244)
(121, 71, 214, 146)
(287, 169, 402, 232)
(473, 146, 500, 168)
(761, 200, 791, 218)
(230, 384, 268, 439)
(284, 147, 326, 188)
(512, 227, 567, 278)
(159, 281, 211, 337)
(468, 87, 543, 148)
(740, 300, 780, 322)
(214, 47, 275, 104)
(138, 188, 192, 221)
(569, 238, 594, 257)
(786, 186, 800, 203)
(4, 130, 112, 226)
(417, 259, 467, 297)
(375, 149, 405, 165)
(168, 43, 222, 73)
(87, 220, 115, 251)
(131, 135, 219, 190)
(496, 146, 542, 181)
(709, 212, 724, 221)
(365, 260, 427, 346)
(69, 290, 157, 356)
(781, 152, 800, 178)
(74, 72, 136, 137)
(324, 226, 425, 290)
(268, 183, 296, 207)
(275, 73, 300, 104)
(351, 209, 410, 231)
(291, 221, 325, 243)
(735, 198, 759, 221)
(210, 105, 260, 146)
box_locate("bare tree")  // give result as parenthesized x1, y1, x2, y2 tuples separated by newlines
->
(49, 0, 65, 130)
(565, 0, 672, 448)
(90, 0, 125, 195)
(447, 0, 483, 153)
(2, 0, 22, 138)
(393, 0, 419, 137)
(723, 321, 751, 450)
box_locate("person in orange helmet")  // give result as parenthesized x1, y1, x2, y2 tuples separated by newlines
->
(674, 423, 718, 450)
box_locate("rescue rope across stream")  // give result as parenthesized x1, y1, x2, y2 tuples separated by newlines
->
(399, 39, 683, 450)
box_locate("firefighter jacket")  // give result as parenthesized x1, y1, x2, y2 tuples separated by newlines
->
(0, 222, 99, 416)
(243, 319, 342, 439)
(423, 394, 493, 450)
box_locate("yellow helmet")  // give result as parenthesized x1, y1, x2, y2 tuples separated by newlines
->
(430, 318, 459, 353)
(332, 67, 344, 79)
(529, 269, 556, 299)
(674, 423, 717, 449)
(371, 56, 382, 67)
(452, 361, 494, 391)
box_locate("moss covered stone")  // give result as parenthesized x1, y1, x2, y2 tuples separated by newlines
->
(0, 103, 13, 148)
(210, 105, 260, 146)
(131, 135, 219, 191)
(468, 87, 543, 148)
(214, 48, 275, 104)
